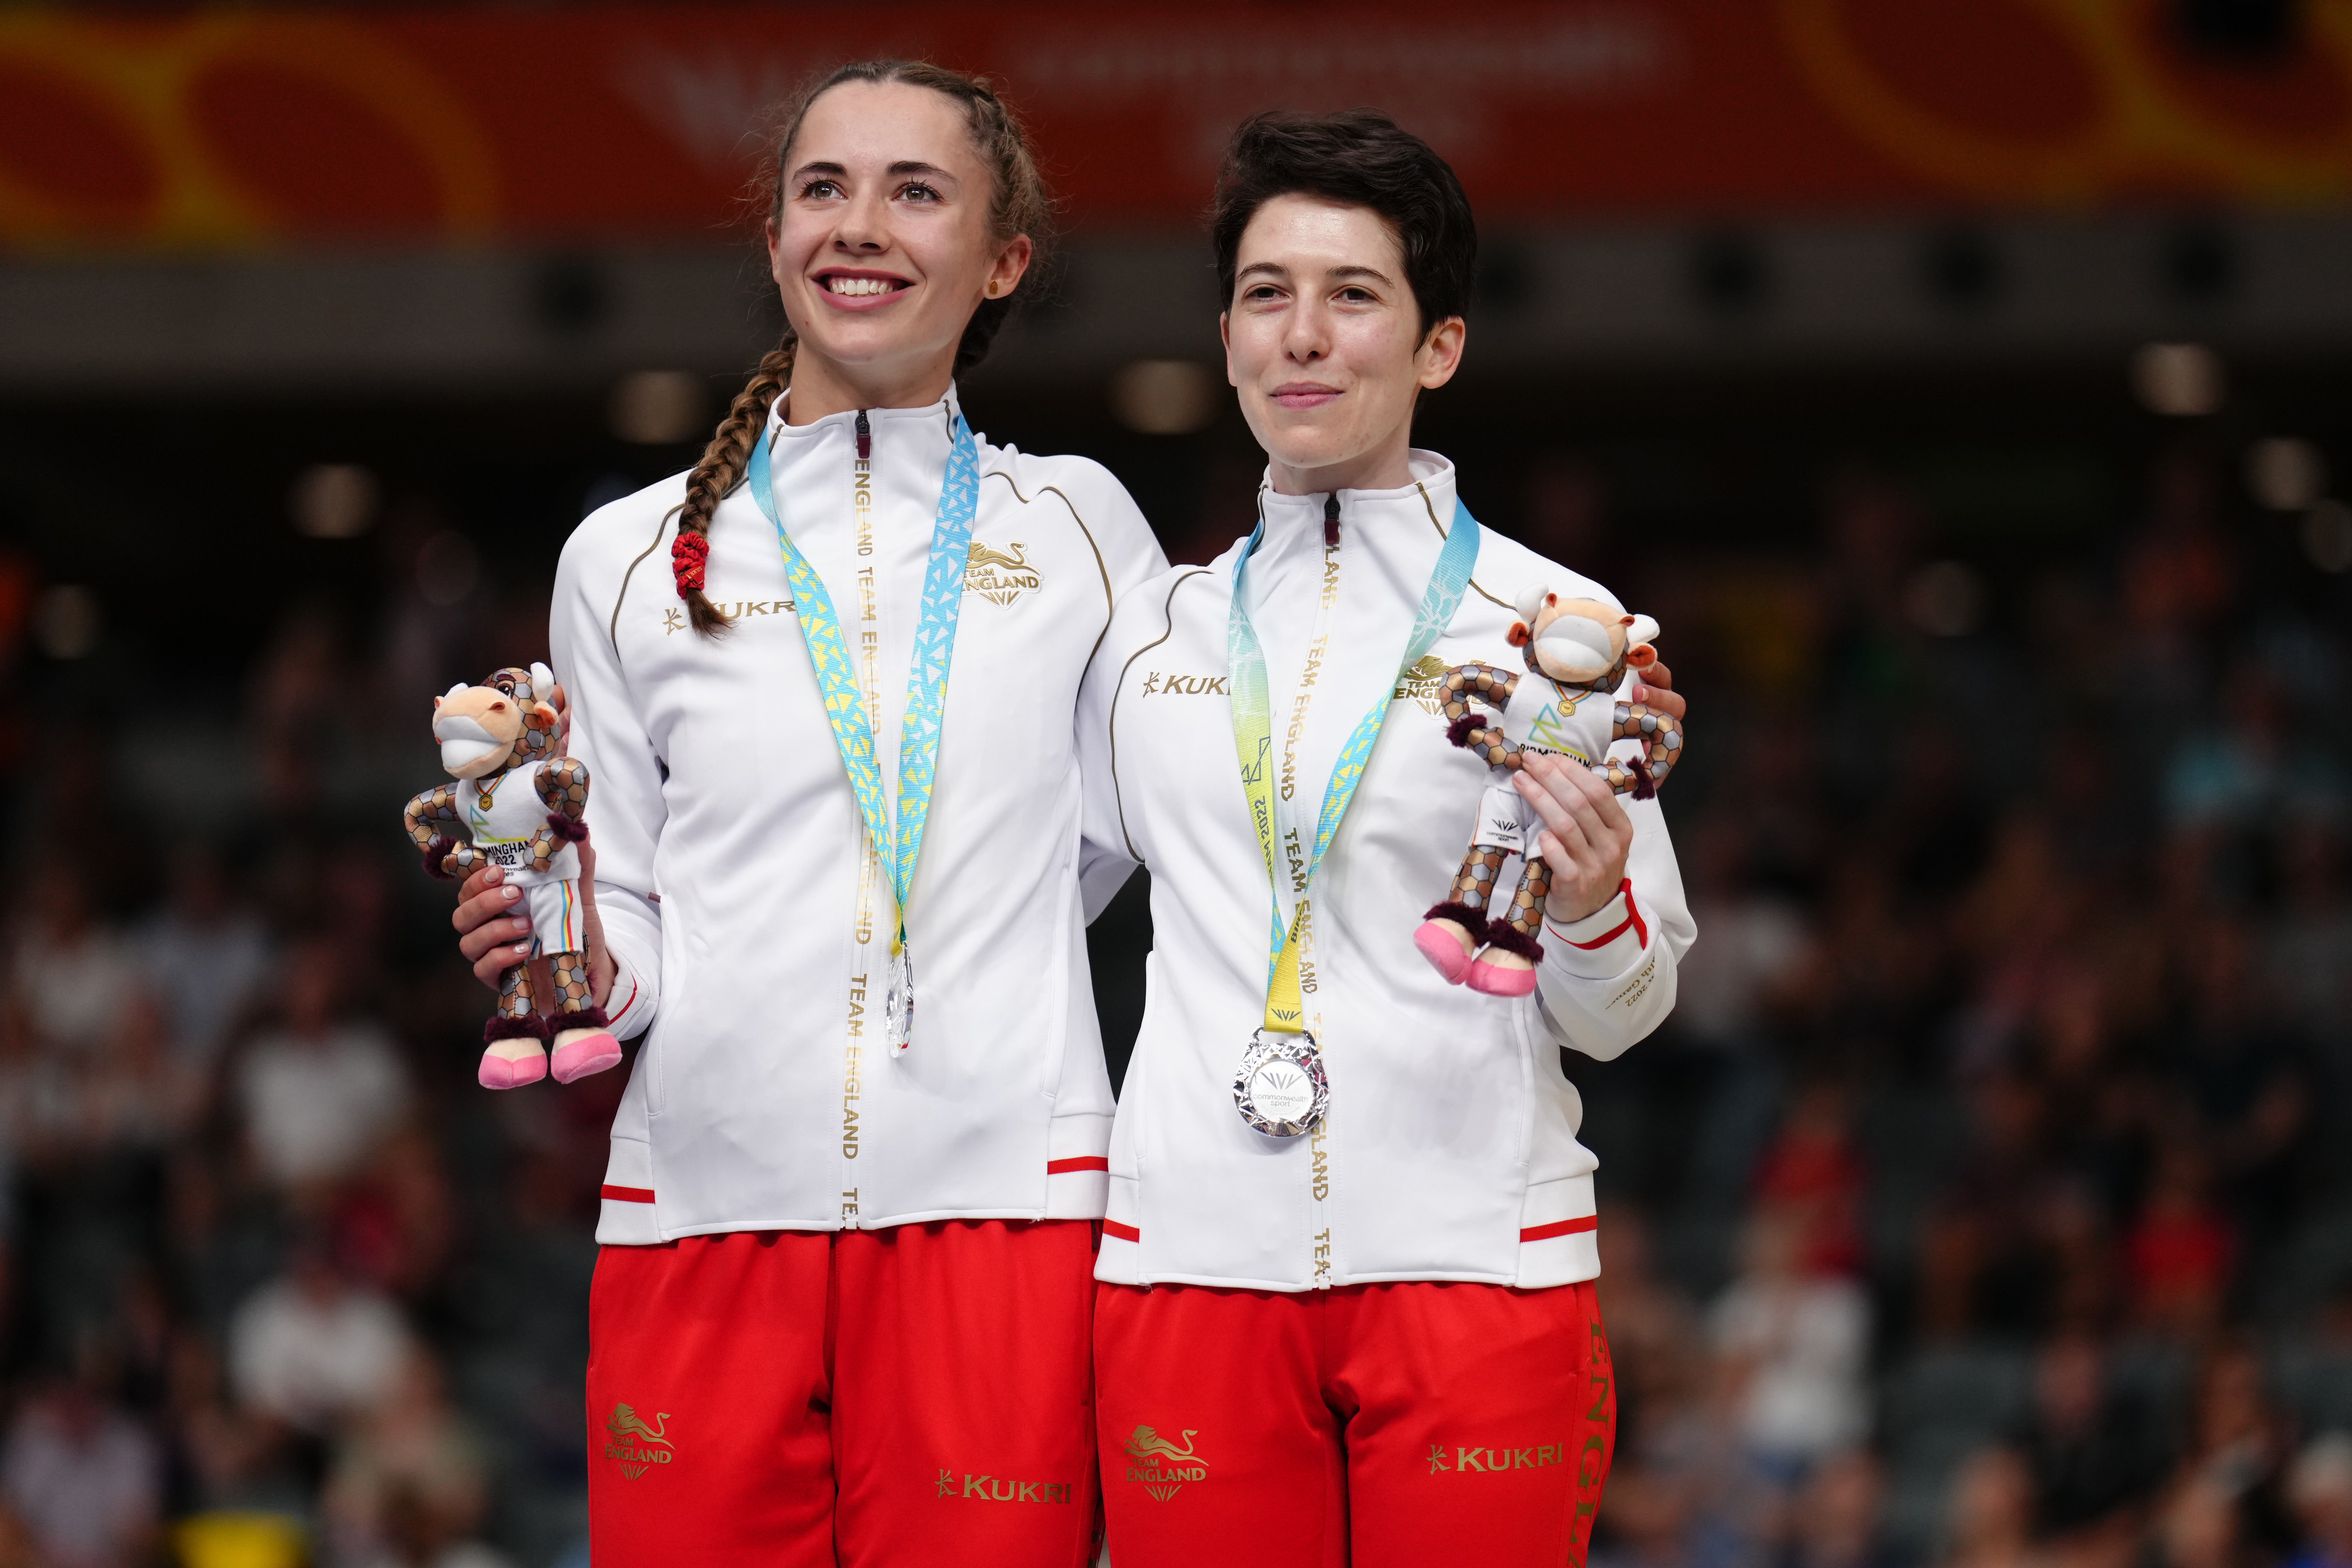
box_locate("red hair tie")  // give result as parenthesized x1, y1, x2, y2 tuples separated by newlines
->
(671, 530, 710, 596)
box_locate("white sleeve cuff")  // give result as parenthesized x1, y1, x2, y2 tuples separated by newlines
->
(595, 884, 662, 1041)
(1542, 879, 1650, 981)
(602, 953, 653, 1041)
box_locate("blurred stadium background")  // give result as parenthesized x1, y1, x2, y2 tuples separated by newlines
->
(1, 3, 2350, 1565)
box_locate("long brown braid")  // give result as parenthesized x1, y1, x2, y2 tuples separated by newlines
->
(670, 60, 1052, 638)
(672, 344, 794, 635)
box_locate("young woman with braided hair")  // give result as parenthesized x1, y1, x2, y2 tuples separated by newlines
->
(447, 61, 1164, 1565)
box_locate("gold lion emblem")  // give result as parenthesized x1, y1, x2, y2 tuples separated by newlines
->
(1124, 1425, 1198, 1463)
(967, 541, 1029, 573)
(965, 540, 1042, 606)
(607, 1403, 672, 1448)
(1396, 653, 1448, 714)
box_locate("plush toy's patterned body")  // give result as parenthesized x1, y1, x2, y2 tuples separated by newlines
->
(1416, 593, 1684, 997)
(1440, 665, 1677, 796)
(401, 663, 620, 1090)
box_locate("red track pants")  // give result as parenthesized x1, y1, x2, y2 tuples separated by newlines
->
(586, 1220, 1098, 1567)
(1095, 1277, 1616, 1568)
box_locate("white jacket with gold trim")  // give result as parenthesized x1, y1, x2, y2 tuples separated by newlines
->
(553, 388, 1167, 1244)
(1075, 452, 1692, 1292)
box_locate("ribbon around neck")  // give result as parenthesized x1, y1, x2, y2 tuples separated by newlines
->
(746, 404, 980, 951)
(1228, 493, 1482, 1033)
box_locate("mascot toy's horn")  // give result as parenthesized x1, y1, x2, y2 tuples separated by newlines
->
(401, 663, 621, 1090)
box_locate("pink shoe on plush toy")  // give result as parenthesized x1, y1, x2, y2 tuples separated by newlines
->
(1466, 956, 1539, 997)
(1414, 922, 1475, 983)
(550, 1024, 622, 1084)
(1415, 904, 1485, 984)
(479, 1035, 549, 1089)
(1465, 927, 1542, 997)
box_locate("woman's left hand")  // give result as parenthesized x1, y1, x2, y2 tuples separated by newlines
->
(1514, 754, 1636, 924)
(1511, 660, 1686, 924)
(1632, 658, 1684, 723)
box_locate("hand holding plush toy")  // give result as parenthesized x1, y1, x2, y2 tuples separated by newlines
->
(1416, 589, 1684, 997)
(401, 663, 621, 1090)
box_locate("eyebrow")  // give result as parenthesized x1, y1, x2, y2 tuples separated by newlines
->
(1236, 261, 1397, 286)
(788, 159, 958, 184)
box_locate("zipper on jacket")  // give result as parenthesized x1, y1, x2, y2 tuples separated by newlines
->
(1311, 493, 1343, 1285)
(841, 405, 878, 1229)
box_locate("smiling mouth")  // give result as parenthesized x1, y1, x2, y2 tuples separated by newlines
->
(817, 272, 911, 298)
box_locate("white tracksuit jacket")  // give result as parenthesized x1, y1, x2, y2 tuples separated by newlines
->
(551, 388, 1166, 1244)
(1076, 453, 1694, 1292)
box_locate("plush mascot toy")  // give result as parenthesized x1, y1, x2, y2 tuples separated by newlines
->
(401, 663, 620, 1089)
(1416, 590, 1684, 997)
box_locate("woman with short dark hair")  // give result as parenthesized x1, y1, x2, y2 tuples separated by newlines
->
(1079, 110, 1693, 1566)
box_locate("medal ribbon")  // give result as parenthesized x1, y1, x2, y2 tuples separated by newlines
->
(1229, 495, 1482, 1033)
(746, 405, 981, 954)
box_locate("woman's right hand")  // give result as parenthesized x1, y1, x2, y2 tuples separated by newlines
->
(454, 838, 615, 1004)
(455, 862, 540, 989)
(455, 676, 568, 988)
(451, 680, 610, 1006)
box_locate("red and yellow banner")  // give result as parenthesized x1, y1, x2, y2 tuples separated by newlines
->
(3, 0, 2350, 251)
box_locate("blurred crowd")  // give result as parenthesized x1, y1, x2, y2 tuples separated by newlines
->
(1572, 443, 2352, 1568)
(0, 430, 2343, 1568)
(0, 543, 599, 1568)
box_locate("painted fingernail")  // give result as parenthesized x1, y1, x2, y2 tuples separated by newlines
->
(503, 886, 520, 901)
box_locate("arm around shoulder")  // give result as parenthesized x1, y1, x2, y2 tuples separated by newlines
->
(1072, 562, 1207, 921)
(1028, 452, 1170, 608)
(1075, 579, 1144, 922)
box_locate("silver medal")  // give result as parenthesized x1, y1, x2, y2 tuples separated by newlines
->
(884, 945, 914, 1053)
(1232, 1028, 1329, 1138)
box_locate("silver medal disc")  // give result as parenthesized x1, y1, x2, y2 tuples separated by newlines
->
(1232, 1028, 1329, 1138)
(884, 946, 914, 1053)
